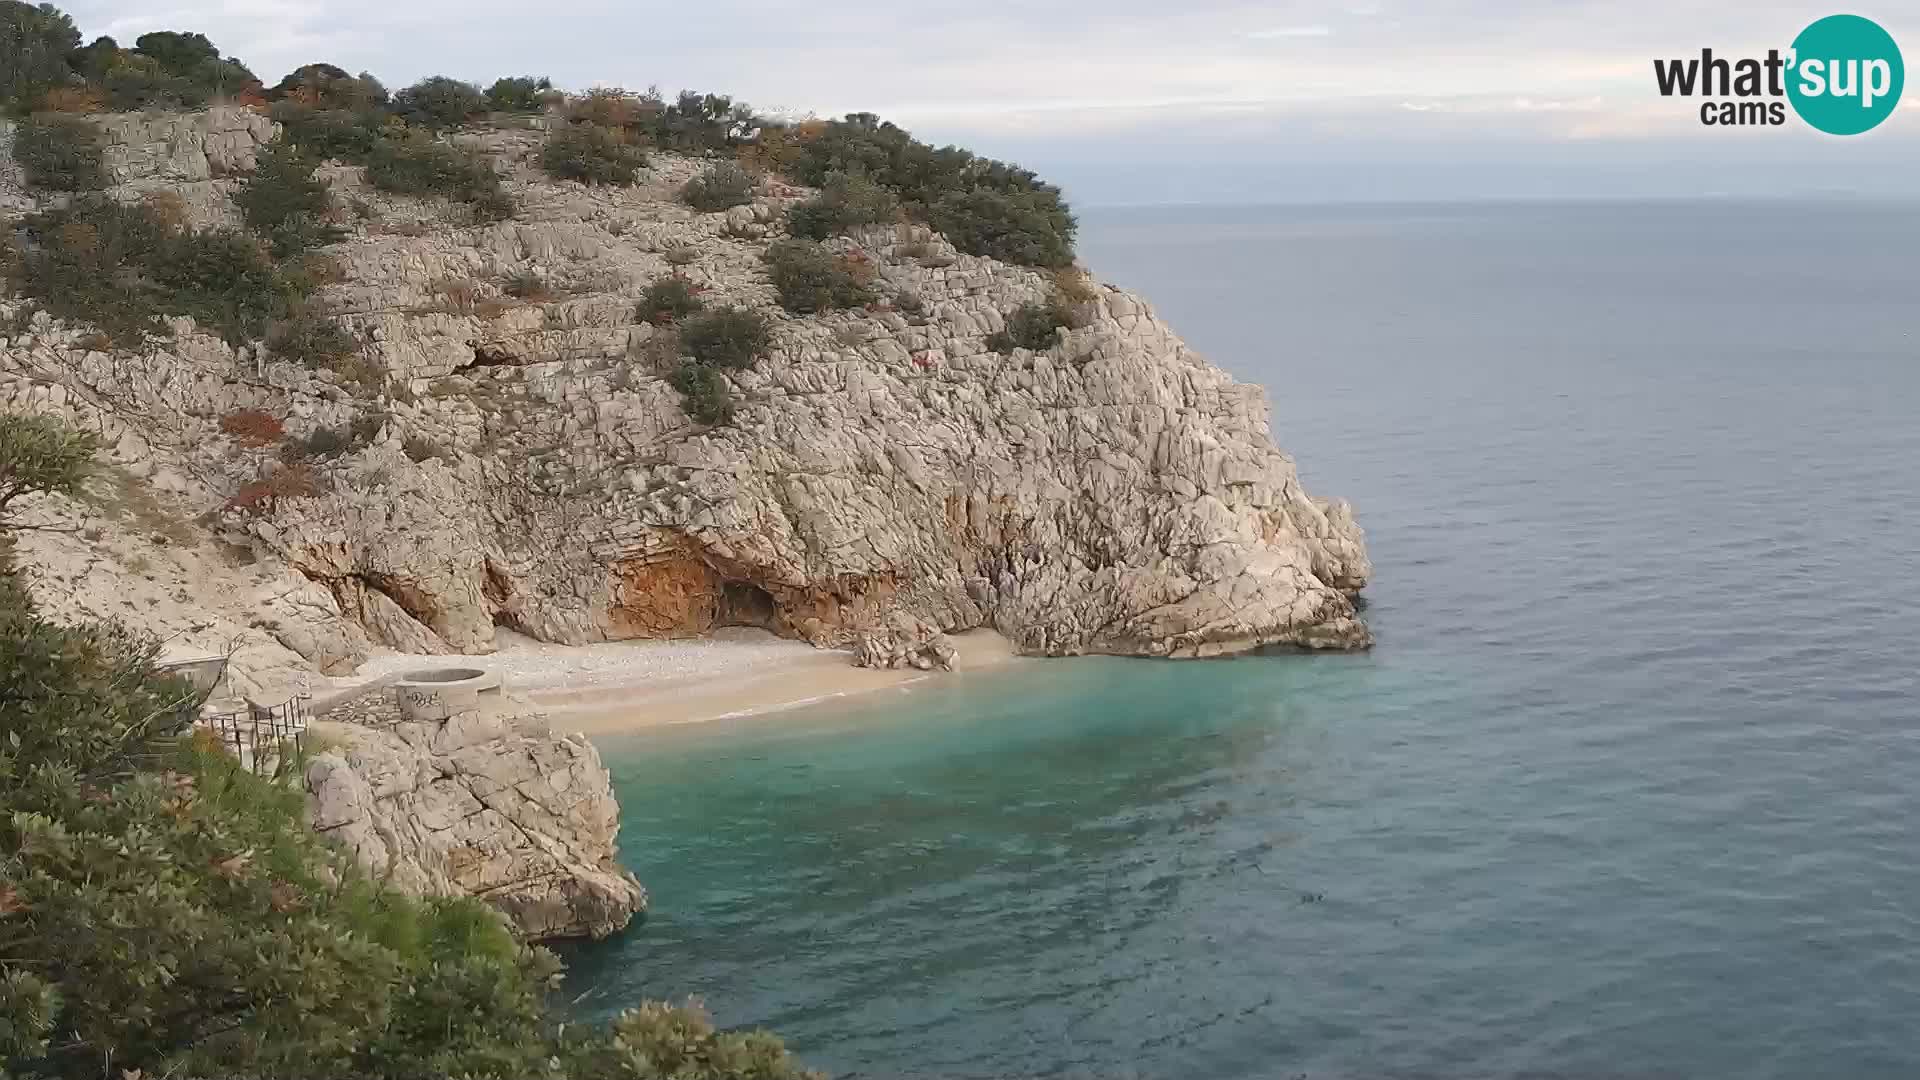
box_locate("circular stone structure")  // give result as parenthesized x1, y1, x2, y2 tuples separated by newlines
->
(391, 667, 503, 721)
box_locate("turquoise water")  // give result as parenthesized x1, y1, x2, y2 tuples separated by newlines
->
(567, 200, 1920, 1078)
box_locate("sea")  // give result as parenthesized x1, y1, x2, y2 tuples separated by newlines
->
(563, 199, 1920, 1079)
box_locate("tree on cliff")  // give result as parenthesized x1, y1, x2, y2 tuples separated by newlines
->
(0, 411, 822, 1078)
(0, 0, 81, 113)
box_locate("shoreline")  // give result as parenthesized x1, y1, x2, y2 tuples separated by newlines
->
(324, 627, 1024, 734)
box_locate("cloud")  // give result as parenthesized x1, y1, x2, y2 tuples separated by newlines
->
(50, 0, 1920, 203)
(1246, 25, 1333, 39)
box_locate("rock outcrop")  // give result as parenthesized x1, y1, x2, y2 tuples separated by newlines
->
(0, 110, 1371, 683)
(304, 684, 646, 940)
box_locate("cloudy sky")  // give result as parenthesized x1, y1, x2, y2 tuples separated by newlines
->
(57, 0, 1920, 205)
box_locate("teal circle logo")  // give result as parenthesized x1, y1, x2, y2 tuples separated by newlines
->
(1787, 14, 1904, 135)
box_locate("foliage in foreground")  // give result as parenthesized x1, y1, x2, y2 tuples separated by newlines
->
(0, 412, 821, 1078)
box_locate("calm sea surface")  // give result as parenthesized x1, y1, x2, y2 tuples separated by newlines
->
(566, 200, 1920, 1078)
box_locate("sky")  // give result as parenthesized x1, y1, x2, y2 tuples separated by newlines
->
(57, 0, 1920, 206)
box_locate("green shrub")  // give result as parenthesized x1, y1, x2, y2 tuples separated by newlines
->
(7, 198, 308, 347)
(561, 1001, 822, 1080)
(680, 162, 756, 212)
(985, 300, 1069, 353)
(82, 31, 258, 111)
(365, 134, 512, 218)
(485, 75, 552, 112)
(266, 305, 356, 368)
(236, 142, 346, 257)
(786, 171, 897, 240)
(270, 63, 387, 110)
(392, 75, 484, 129)
(680, 306, 770, 369)
(637, 276, 703, 325)
(764, 240, 876, 314)
(540, 123, 646, 186)
(0, 1, 81, 114)
(790, 113, 1076, 267)
(668, 362, 733, 425)
(928, 186, 1076, 269)
(268, 102, 386, 161)
(12, 114, 105, 191)
(645, 89, 754, 152)
(145, 227, 292, 343)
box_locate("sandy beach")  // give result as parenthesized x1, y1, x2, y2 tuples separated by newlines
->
(325, 627, 1023, 733)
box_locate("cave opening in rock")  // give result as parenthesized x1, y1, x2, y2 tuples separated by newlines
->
(716, 580, 777, 630)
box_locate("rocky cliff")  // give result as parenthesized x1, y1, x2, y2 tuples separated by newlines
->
(0, 107, 1370, 687)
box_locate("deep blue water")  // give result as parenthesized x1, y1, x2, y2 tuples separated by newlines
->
(567, 200, 1920, 1078)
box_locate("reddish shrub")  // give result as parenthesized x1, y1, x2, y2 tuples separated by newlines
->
(219, 409, 285, 447)
(223, 463, 318, 515)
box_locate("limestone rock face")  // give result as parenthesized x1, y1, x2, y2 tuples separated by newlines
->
(304, 691, 646, 941)
(1, 110, 1372, 683)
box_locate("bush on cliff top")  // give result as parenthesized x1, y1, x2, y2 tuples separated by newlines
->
(785, 112, 1076, 268)
(0, 413, 820, 1079)
(392, 74, 485, 130)
(486, 74, 553, 113)
(0, 0, 81, 115)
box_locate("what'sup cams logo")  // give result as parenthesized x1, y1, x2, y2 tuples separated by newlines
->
(1654, 14, 1904, 133)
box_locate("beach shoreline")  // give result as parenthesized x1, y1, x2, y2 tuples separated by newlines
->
(324, 627, 1023, 734)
